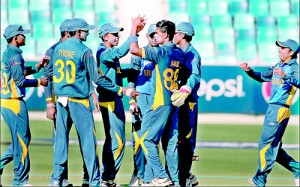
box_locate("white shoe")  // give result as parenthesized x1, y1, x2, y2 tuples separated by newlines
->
(247, 178, 256, 187)
(142, 182, 153, 186)
(188, 173, 199, 187)
(62, 179, 73, 187)
(49, 181, 60, 186)
(128, 175, 139, 186)
(295, 178, 299, 187)
(152, 177, 172, 186)
(21, 184, 32, 186)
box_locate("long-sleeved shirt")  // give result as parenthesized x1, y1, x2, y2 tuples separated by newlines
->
(96, 37, 136, 101)
(246, 59, 299, 106)
(179, 43, 201, 101)
(1, 44, 40, 99)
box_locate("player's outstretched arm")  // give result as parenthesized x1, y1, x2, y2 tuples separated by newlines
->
(129, 16, 146, 56)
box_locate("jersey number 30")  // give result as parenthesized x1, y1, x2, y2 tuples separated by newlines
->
(53, 59, 76, 84)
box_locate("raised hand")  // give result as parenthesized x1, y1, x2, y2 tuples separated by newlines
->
(240, 62, 251, 71)
(131, 15, 147, 33)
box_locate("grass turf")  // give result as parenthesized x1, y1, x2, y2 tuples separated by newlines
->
(1, 120, 299, 186)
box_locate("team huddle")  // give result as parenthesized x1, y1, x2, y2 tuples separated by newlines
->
(1, 14, 300, 187)
(1, 16, 201, 187)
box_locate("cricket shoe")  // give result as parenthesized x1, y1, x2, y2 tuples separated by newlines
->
(62, 179, 73, 187)
(49, 181, 60, 187)
(100, 180, 118, 187)
(128, 175, 140, 186)
(82, 179, 89, 187)
(188, 173, 198, 187)
(152, 177, 173, 186)
(20, 184, 32, 186)
(247, 178, 258, 187)
(295, 178, 299, 187)
(142, 182, 153, 186)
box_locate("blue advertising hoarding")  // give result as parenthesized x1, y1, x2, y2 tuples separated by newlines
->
(21, 63, 299, 115)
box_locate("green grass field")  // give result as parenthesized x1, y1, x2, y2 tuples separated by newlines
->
(1, 120, 299, 186)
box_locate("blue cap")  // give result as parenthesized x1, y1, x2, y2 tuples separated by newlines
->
(68, 18, 95, 32)
(60, 19, 71, 32)
(98, 23, 124, 38)
(3, 25, 30, 39)
(276, 39, 299, 54)
(147, 24, 156, 35)
(176, 22, 195, 36)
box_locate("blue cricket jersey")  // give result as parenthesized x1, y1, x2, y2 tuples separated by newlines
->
(130, 45, 155, 94)
(179, 43, 201, 101)
(52, 38, 121, 98)
(142, 42, 185, 109)
(96, 38, 134, 101)
(1, 45, 40, 99)
(246, 59, 299, 106)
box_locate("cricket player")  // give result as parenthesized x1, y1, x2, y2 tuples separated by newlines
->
(96, 23, 140, 186)
(129, 16, 185, 186)
(44, 19, 96, 187)
(0, 25, 48, 186)
(44, 19, 73, 187)
(128, 24, 158, 186)
(172, 22, 201, 187)
(240, 39, 300, 187)
(49, 18, 138, 187)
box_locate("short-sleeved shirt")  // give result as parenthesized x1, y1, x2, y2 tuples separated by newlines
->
(52, 38, 120, 98)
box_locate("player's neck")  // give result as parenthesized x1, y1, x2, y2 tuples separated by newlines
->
(179, 41, 189, 50)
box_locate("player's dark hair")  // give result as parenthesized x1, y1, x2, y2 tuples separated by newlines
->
(183, 34, 192, 42)
(69, 31, 77, 37)
(156, 20, 175, 41)
(6, 37, 14, 43)
(291, 52, 298, 59)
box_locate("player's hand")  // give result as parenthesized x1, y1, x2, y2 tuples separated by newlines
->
(46, 103, 56, 120)
(90, 92, 100, 113)
(240, 62, 251, 71)
(129, 101, 139, 116)
(37, 56, 50, 70)
(171, 85, 191, 107)
(131, 15, 146, 33)
(274, 68, 286, 78)
(39, 77, 48, 86)
(123, 87, 140, 98)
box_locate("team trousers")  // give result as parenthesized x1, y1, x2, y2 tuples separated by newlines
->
(252, 104, 300, 186)
(51, 99, 100, 187)
(0, 99, 30, 186)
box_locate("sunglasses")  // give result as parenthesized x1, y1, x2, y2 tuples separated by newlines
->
(81, 30, 89, 33)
